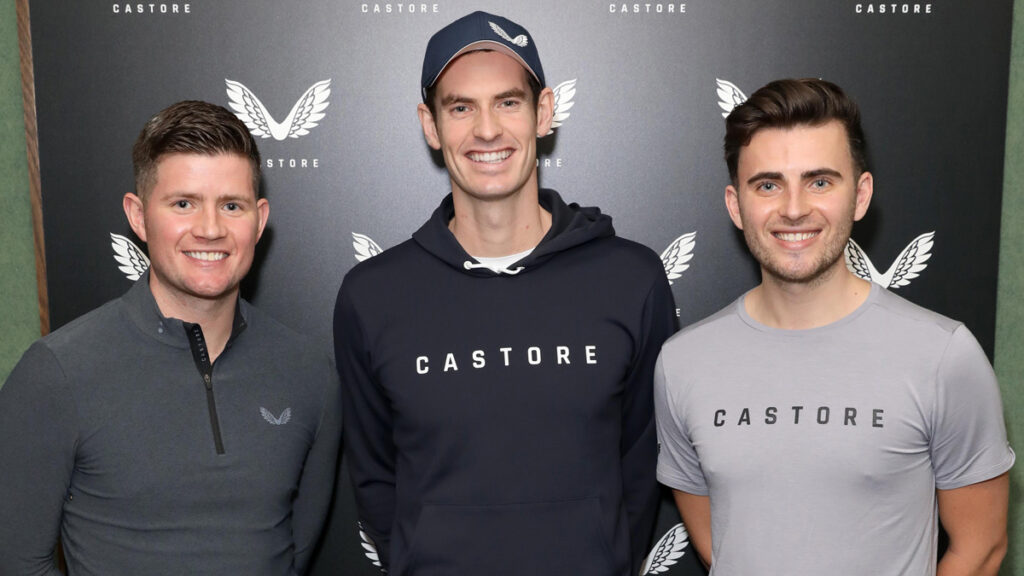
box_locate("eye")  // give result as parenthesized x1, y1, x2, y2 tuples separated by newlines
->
(810, 178, 830, 190)
(500, 99, 520, 108)
(758, 182, 778, 192)
(174, 200, 191, 209)
(451, 104, 469, 114)
(223, 202, 240, 212)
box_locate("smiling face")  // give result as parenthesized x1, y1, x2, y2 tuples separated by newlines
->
(124, 152, 269, 317)
(725, 120, 873, 287)
(418, 50, 553, 203)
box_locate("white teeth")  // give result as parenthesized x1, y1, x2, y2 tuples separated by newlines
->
(468, 150, 512, 163)
(774, 232, 818, 242)
(185, 251, 227, 261)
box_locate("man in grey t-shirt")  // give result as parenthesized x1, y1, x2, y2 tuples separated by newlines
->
(655, 78, 1013, 575)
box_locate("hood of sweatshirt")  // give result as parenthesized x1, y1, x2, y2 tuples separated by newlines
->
(411, 189, 615, 277)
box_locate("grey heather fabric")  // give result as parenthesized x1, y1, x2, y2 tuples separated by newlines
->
(0, 275, 341, 576)
(655, 283, 1014, 575)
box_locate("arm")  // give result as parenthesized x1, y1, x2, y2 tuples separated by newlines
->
(620, 276, 678, 572)
(0, 342, 77, 576)
(935, 472, 1009, 576)
(930, 326, 1014, 576)
(671, 490, 711, 568)
(291, 357, 343, 575)
(333, 283, 396, 570)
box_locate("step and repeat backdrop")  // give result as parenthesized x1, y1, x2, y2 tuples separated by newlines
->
(27, 1, 1013, 574)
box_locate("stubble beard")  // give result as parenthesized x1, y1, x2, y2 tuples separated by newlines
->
(745, 216, 854, 289)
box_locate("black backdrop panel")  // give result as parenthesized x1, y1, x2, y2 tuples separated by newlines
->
(29, 1, 1013, 574)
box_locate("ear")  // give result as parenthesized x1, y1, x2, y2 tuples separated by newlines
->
(725, 185, 744, 230)
(535, 87, 555, 137)
(123, 192, 148, 242)
(255, 198, 270, 241)
(853, 171, 873, 221)
(417, 103, 441, 150)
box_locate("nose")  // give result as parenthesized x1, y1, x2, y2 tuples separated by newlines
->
(780, 188, 811, 221)
(473, 106, 502, 141)
(192, 206, 226, 240)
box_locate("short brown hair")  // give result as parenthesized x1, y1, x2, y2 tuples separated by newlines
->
(132, 100, 262, 199)
(724, 78, 868, 185)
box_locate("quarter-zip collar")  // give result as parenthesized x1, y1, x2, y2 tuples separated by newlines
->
(122, 271, 249, 348)
(122, 272, 249, 456)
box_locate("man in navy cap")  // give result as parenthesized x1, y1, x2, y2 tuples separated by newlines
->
(334, 11, 676, 576)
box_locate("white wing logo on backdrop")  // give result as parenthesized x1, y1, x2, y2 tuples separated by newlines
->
(544, 78, 577, 137)
(661, 232, 697, 285)
(357, 522, 384, 570)
(641, 523, 690, 574)
(844, 231, 935, 288)
(489, 21, 529, 47)
(353, 232, 384, 262)
(716, 78, 748, 117)
(110, 233, 150, 281)
(225, 79, 331, 141)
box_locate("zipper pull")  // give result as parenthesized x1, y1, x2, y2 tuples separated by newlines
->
(204, 374, 212, 389)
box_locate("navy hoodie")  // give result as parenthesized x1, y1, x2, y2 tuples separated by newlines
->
(334, 189, 676, 575)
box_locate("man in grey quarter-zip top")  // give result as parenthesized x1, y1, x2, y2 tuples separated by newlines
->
(0, 100, 341, 576)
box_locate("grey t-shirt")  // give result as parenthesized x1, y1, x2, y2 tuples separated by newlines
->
(655, 284, 1014, 575)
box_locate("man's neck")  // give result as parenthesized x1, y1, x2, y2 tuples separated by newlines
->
(149, 281, 237, 363)
(448, 183, 552, 257)
(744, 266, 872, 330)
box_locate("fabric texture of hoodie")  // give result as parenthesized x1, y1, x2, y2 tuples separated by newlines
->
(334, 189, 676, 575)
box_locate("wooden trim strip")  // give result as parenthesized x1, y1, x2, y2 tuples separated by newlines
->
(16, 0, 49, 336)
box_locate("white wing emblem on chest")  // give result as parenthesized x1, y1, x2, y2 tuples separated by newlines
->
(660, 232, 697, 285)
(844, 231, 935, 288)
(489, 21, 529, 47)
(226, 79, 331, 141)
(716, 78, 748, 118)
(544, 78, 577, 136)
(260, 407, 291, 426)
(641, 523, 690, 574)
(352, 232, 384, 263)
(110, 233, 150, 281)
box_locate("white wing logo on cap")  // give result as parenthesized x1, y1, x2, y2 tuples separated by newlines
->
(544, 78, 577, 137)
(489, 21, 529, 47)
(641, 523, 690, 574)
(225, 79, 331, 141)
(353, 232, 384, 263)
(661, 232, 697, 285)
(844, 231, 935, 288)
(716, 78, 748, 118)
(110, 233, 150, 281)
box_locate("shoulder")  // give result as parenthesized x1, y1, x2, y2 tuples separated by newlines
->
(339, 238, 421, 293)
(38, 295, 127, 356)
(239, 302, 335, 374)
(865, 287, 962, 337)
(581, 236, 667, 286)
(663, 299, 742, 353)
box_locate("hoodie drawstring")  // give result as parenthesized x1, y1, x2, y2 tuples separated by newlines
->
(463, 260, 525, 275)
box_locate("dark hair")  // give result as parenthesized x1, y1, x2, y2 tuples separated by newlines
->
(724, 78, 868, 184)
(422, 50, 543, 117)
(132, 100, 262, 199)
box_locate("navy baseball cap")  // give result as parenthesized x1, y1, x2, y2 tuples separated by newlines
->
(421, 11, 545, 101)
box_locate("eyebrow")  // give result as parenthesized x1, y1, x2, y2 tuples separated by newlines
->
(167, 191, 252, 204)
(745, 168, 843, 186)
(439, 87, 528, 108)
